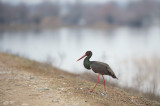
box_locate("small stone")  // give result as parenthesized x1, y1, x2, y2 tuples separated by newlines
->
(21, 103, 29, 106)
(38, 88, 49, 91)
(85, 101, 87, 102)
(80, 88, 83, 90)
(101, 93, 107, 96)
(15, 84, 20, 86)
(58, 88, 65, 91)
(52, 99, 59, 102)
(9, 101, 15, 104)
(68, 92, 72, 95)
(59, 75, 64, 78)
(3, 101, 9, 105)
(30, 76, 35, 79)
(6, 88, 11, 90)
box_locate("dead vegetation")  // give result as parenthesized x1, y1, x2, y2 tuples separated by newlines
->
(131, 55, 160, 102)
(0, 52, 160, 106)
(78, 55, 160, 102)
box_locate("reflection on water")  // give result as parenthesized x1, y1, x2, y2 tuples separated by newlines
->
(0, 26, 160, 93)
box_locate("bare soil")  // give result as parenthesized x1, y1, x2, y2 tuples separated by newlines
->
(0, 53, 160, 106)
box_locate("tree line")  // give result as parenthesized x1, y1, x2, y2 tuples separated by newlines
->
(0, 0, 159, 27)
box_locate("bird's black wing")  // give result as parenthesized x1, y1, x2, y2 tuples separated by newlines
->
(90, 61, 117, 79)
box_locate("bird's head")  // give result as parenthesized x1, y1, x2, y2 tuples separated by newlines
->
(77, 51, 92, 61)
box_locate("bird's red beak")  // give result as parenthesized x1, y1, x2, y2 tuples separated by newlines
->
(77, 54, 86, 61)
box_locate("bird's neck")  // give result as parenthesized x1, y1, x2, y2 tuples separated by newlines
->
(84, 55, 92, 69)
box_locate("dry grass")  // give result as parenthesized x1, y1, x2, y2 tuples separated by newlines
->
(1, 52, 160, 105)
(78, 55, 160, 102)
(131, 55, 160, 102)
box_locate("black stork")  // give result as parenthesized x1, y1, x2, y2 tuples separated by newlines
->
(77, 51, 118, 94)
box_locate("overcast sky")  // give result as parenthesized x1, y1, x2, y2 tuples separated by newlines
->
(1, 0, 139, 4)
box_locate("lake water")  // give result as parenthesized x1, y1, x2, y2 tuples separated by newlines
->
(0, 26, 160, 93)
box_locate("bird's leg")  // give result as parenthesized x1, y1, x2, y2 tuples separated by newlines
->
(102, 75, 106, 95)
(90, 74, 100, 93)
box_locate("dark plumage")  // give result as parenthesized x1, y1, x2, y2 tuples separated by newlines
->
(90, 61, 117, 79)
(77, 51, 118, 94)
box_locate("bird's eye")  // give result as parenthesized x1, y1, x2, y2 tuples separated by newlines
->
(86, 52, 88, 55)
(86, 51, 90, 55)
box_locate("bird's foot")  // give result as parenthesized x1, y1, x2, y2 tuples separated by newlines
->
(104, 92, 107, 95)
(101, 92, 107, 96)
(90, 90, 93, 93)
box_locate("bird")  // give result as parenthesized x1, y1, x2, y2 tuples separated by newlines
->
(77, 51, 118, 94)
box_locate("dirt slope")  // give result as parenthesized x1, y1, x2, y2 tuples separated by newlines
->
(0, 53, 160, 106)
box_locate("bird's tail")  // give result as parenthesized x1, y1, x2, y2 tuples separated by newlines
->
(112, 75, 118, 80)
